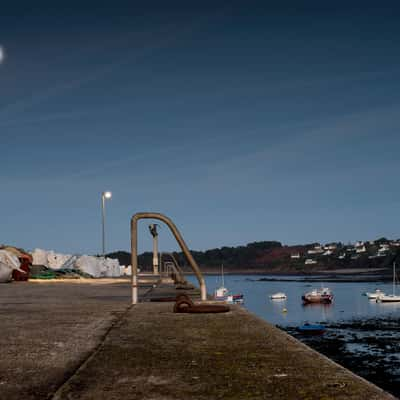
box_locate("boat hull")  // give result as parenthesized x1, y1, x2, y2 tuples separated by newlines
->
(302, 294, 333, 304)
(215, 293, 244, 304)
(297, 324, 326, 335)
(377, 296, 400, 303)
(270, 293, 287, 300)
(366, 290, 385, 299)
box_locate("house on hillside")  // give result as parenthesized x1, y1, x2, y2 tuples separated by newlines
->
(305, 259, 317, 265)
(377, 244, 390, 257)
(307, 245, 324, 255)
(355, 245, 366, 253)
(291, 253, 301, 259)
(324, 243, 338, 251)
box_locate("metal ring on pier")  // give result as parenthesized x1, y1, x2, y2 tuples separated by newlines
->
(173, 297, 230, 313)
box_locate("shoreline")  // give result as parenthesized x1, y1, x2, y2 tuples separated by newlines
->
(185, 269, 391, 282)
(283, 315, 400, 398)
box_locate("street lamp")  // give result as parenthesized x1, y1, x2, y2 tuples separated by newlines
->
(101, 191, 112, 256)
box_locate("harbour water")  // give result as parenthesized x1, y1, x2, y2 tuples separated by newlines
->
(190, 274, 400, 326)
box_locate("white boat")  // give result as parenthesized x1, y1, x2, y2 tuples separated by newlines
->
(214, 264, 244, 304)
(214, 264, 228, 299)
(214, 285, 229, 299)
(270, 292, 287, 300)
(365, 289, 385, 299)
(377, 262, 400, 303)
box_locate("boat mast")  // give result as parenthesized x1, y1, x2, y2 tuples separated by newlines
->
(222, 264, 225, 287)
(393, 262, 396, 296)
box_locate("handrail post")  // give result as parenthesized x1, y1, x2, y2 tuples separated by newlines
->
(131, 217, 138, 304)
(130, 212, 207, 304)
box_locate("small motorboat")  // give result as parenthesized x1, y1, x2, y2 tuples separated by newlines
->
(269, 292, 287, 300)
(226, 294, 244, 304)
(296, 323, 326, 335)
(365, 289, 385, 299)
(302, 287, 333, 304)
(215, 289, 244, 304)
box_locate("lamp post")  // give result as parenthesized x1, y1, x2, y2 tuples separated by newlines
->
(101, 191, 112, 256)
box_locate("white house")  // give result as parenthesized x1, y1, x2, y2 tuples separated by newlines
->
(307, 246, 324, 255)
(377, 245, 390, 257)
(305, 259, 317, 265)
(355, 246, 366, 253)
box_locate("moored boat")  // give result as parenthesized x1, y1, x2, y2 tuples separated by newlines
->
(297, 323, 326, 335)
(227, 294, 244, 304)
(365, 289, 385, 299)
(270, 292, 287, 300)
(377, 294, 400, 303)
(302, 287, 333, 304)
(377, 262, 400, 303)
(214, 286, 229, 300)
(214, 264, 244, 304)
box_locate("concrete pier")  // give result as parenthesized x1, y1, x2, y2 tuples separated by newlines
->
(0, 280, 396, 399)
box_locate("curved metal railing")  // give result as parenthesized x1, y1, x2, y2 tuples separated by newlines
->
(130, 212, 207, 304)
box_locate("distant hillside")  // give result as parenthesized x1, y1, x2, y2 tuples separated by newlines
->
(107, 238, 400, 275)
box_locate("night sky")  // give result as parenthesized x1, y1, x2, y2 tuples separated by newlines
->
(1, 2, 400, 254)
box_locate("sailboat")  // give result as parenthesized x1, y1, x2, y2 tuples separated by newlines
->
(377, 262, 400, 303)
(214, 264, 229, 299)
(214, 264, 244, 304)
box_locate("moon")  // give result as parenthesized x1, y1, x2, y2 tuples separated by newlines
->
(0, 46, 5, 64)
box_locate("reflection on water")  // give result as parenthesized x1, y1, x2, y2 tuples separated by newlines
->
(189, 274, 400, 326)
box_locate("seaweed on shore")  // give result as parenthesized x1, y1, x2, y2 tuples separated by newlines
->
(281, 316, 400, 397)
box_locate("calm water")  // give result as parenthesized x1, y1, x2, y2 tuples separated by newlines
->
(189, 274, 400, 326)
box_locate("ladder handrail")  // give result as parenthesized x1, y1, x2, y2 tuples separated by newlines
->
(131, 212, 206, 304)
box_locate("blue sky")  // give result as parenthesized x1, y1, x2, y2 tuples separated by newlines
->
(1, 2, 400, 254)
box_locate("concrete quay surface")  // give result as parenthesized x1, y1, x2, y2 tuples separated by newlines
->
(0, 279, 396, 400)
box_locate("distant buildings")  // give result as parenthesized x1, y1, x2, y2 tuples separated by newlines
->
(307, 245, 324, 255)
(305, 259, 317, 265)
(355, 245, 366, 254)
(287, 237, 398, 266)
